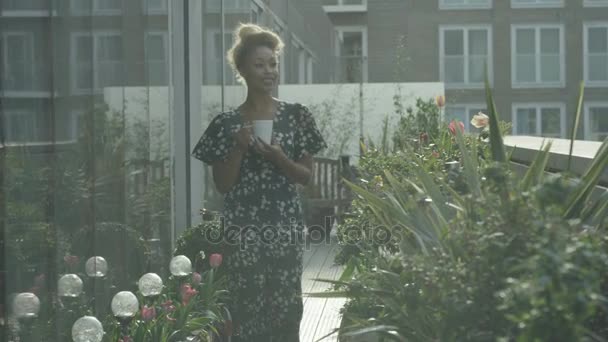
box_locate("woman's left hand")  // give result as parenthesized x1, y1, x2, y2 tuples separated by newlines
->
(253, 137, 285, 164)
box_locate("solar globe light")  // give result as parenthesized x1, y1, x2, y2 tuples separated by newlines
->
(85, 256, 108, 278)
(12, 292, 40, 319)
(72, 316, 104, 342)
(58, 274, 84, 298)
(169, 255, 192, 277)
(111, 291, 139, 339)
(138, 273, 163, 297)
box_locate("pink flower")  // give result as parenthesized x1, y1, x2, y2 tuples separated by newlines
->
(161, 300, 176, 313)
(419, 132, 429, 145)
(448, 121, 465, 136)
(436, 95, 446, 108)
(192, 272, 202, 285)
(63, 255, 80, 269)
(141, 305, 156, 321)
(432, 151, 440, 158)
(470, 112, 489, 129)
(209, 254, 223, 268)
(180, 284, 198, 305)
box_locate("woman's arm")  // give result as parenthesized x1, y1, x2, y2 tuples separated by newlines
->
(253, 138, 313, 186)
(212, 126, 252, 193)
(212, 145, 246, 193)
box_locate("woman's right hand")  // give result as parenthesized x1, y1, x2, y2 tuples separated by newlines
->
(233, 125, 253, 152)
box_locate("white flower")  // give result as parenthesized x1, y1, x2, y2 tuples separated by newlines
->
(471, 112, 489, 129)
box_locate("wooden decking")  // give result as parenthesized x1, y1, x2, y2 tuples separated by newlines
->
(300, 238, 346, 342)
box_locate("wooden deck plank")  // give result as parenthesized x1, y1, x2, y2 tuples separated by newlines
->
(300, 241, 346, 342)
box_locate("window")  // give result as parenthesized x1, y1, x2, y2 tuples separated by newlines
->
(144, 0, 167, 13)
(335, 26, 368, 83)
(512, 25, 564, 87)
(146, 32, 169, 85)
(71, 32, 123, 92)
(204, 0, 250, 13)
(71, 0, 122, 14)
(2, 32, 34, 91)
(440, 26, 492, 88)
(3, 111, 36, 143)
(290, 40, 300, 84)
(584, 103, 608, 141)
(298, 49, 307, 84)
(584, 23, 608, 86)
(251, 1, 264, 24)
(584, 0, 608, 6)
(322, 0, 367, 13)
(306, 55, 314, 84)
(273, 22, 287, 84)
(511, 0, 563, 8)
(445, 104, 487, 132)
(439, 0, 492, 10)
(512, 103, 565, 138)
(204, 31, 235, 85)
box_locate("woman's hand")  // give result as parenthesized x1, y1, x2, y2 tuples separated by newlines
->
(233, 125, 253, 152)
(253, 137, 285, 164)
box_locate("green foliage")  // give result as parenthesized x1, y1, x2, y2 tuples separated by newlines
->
(392, 97, 441, 152)
(312, 81, 608, 341)
(174, 217, 229, 275)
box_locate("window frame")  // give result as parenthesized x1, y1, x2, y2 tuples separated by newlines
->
(439, 0, 493, 10)
(511, 24, 565, 88)
(2, 31, 35, 93)
(143, 0, 168, 14)
(323, 0, 367, 13)
(145, 31, 170, 85)
(583, 0, 608, 7)
(584, 102, 608, 141)
(335, 25, 368, 83)
(439, 24, 493, 89)
(583, 22, 608, 87)
(70, 31, 123, 93)
(510, 0, 564, 9)
(511, 102, 566, 138)
(70, 0, 122, 15)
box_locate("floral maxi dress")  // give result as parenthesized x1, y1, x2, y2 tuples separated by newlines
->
(191, 101, 327, 341)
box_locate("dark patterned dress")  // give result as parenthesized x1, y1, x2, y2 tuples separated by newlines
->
(192, 101, 327, 341)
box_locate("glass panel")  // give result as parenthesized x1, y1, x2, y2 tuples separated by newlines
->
(516, 55, 536, 83)
(541, 107, 562, 136)
(517, 108, 537, 135)
(540, 28, 560, 54)
(590, 107, 608, 141)
(446, 107, 467, 125)
(469, 55, 486, 83)
(540, 54, 560, 82)
(516, 29, 535, 54)
(445, 56, 465, 83)
(2, 2, 174, 340)
(588, 54, 608, 81)
(588, 27, 608, 53)
(444, 30, 464, 55)
(469, 30, 488, 55)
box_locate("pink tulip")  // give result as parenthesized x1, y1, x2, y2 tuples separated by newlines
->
(63, 255, 80, 269)
(436, 95, 446, 108)
(141, 305, 156, 321)
(209, 254, 223, 268)
(448, 121, 465, 136)
(161, 300, 176, 313)
(192, 272, 202, 285)
(180, 284, 198, 305)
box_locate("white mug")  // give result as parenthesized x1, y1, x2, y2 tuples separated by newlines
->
(252, 120, 273, 144)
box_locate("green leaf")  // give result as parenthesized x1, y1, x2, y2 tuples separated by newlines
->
(454, 127, 481, 197)
(568, 81, 585, 172)
(485, 73, 506, 162)
(564, 138, 608, 219)
(521, 140, 553, 190)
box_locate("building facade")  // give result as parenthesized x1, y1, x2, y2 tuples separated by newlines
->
(322, 0, 608, 141)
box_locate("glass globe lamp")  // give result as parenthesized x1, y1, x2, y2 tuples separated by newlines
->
(12, 292, 40, 319)
(85, 256, 108, 278)
(169, 255, 192, 276)
(58, 274, 84, 297)
(72, 316, 104, 342)
(138, 273, 163, 297)
(111, 291, 139, 318)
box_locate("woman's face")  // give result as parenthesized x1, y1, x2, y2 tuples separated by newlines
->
(241, 45, 279, 93)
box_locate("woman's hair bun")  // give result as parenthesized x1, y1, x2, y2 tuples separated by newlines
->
(237, 24, 262, 40)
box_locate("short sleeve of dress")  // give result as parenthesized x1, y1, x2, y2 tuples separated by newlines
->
(191, 114, 234, 165)
(294, 104, 328, 160)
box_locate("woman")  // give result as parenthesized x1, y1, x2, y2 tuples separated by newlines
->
(192, 23, 327, 341)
